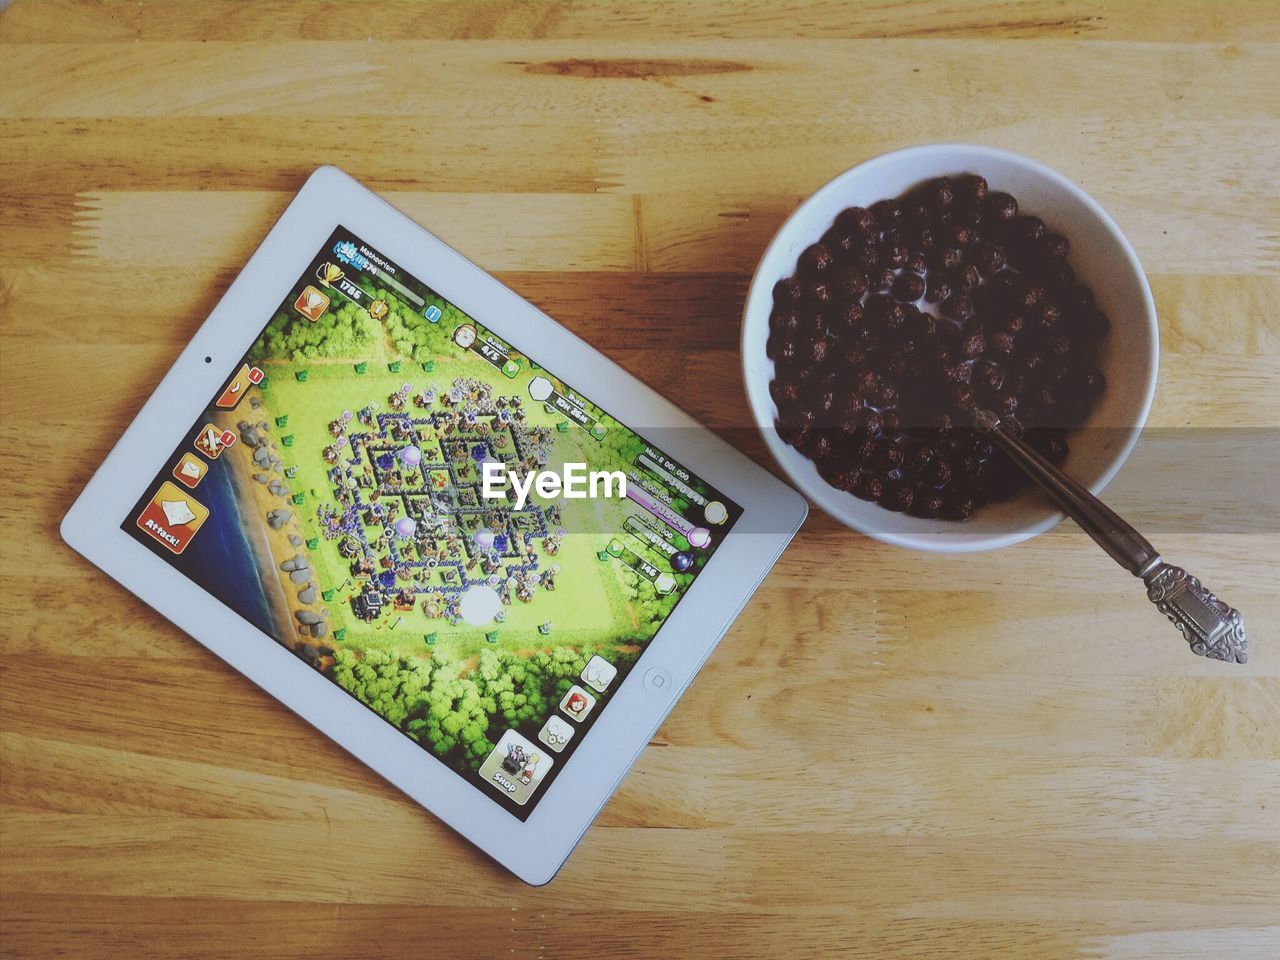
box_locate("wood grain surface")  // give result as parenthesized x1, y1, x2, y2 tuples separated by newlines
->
(2, 2, 1278, 958)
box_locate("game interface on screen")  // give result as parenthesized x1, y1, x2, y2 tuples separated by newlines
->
(125, 227, 741, 816)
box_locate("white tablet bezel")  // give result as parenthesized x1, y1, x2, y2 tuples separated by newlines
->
(60, 166, 807, 885)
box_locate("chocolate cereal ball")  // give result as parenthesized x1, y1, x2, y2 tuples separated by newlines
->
(767, 172, 1109, 521)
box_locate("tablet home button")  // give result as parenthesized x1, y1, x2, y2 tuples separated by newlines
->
(642, 667, 672, 693)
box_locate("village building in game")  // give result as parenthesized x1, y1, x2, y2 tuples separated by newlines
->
(322, 377, 561, 628)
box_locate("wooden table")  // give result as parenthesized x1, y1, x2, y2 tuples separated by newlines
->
(2, 2, 1277, 957)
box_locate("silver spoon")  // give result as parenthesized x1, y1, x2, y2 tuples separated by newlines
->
(974, 409, 1247, 664)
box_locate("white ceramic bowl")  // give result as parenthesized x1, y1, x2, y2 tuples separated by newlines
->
(742, 145, 1158, 552)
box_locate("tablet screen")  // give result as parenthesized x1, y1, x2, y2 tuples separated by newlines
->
(123, 227, 742, 817)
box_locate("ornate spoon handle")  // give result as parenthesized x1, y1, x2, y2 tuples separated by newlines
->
(974, 409, 1247, 664)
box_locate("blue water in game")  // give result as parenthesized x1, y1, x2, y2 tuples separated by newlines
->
(179, 463, 276, 638)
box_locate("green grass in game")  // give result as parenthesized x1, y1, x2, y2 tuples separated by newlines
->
(258, 357, 639, 662)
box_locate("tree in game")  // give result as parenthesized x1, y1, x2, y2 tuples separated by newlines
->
(329, 644, 636, 775)
(408, 669, 494, 764)
(383, 296, 472, 363)
(335, 649, 453, 753)
(590, 416, 651, 481)
(619, 562, 682, 626)
(250, 303, 376, 363)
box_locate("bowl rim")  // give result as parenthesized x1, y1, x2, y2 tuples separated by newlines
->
(741, 143, 1159, 552)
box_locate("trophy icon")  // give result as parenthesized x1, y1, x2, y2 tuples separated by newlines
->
(316, 261, 344, 287)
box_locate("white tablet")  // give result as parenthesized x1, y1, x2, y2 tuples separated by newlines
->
(60, 166, 806, 885)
